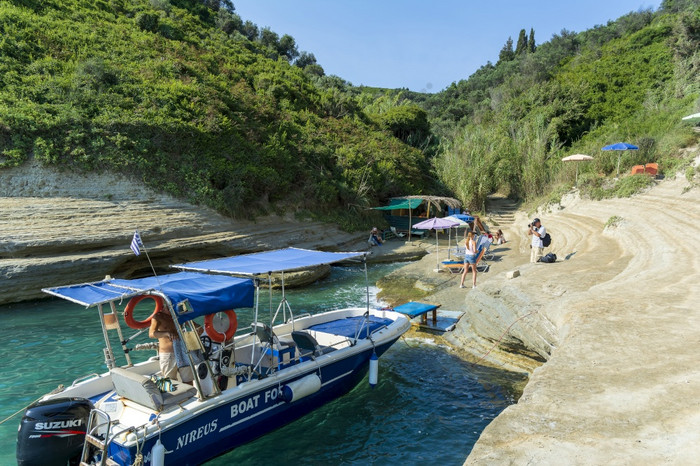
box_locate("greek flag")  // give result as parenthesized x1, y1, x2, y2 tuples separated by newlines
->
(130, 230, 143, 256)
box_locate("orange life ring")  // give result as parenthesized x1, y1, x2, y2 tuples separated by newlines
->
(124, 295, 163, 329)
(204, 310, 238, 343)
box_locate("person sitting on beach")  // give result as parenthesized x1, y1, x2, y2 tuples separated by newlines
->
(494, 229, 506, 244)
(149, 307, 194, 383)
(459, 230, 478, 289)
(369, 227, 383, 246)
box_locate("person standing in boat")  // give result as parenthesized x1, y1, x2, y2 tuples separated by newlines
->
(149, 308, 194, 383)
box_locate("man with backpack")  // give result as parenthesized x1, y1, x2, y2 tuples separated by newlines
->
(528, 218, 548, 263)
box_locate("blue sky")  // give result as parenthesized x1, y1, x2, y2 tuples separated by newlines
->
(234, 0, 662, 93)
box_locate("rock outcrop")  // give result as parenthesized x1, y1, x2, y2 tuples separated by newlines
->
(1, 161, 367, 304)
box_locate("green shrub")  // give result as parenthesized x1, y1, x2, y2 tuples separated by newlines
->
(605, 215, 623, 228)
(685, 165, 695, 182)
(614, 174, 654, 197)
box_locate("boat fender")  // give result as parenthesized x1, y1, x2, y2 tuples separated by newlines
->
(204, 310, 238, 343)
(151, 438, 165, 466)
(282, 374, 322, 403)
(369, 352, 379, 388)
(123, 295, 163, 329)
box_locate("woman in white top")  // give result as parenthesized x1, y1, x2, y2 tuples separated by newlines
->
(459, 230, 478, 289)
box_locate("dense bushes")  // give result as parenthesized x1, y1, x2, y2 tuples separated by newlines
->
(0, 0, 431, 223)
(427, 5, 699, 208)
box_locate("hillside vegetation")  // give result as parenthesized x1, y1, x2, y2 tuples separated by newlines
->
(0, 0, 430, 226)
(1, 0, 698, 225)
(425, 1, 700, 209)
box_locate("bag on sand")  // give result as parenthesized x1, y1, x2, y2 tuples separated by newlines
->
(539, 252, 556, 263)
(541, 232, 551, 247)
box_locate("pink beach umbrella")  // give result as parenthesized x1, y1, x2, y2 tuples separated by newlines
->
(413, 217, 460, 271)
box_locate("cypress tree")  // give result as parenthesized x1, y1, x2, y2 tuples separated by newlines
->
(515, 29, 528, 55)
(498, 37, 515, 63)
(528, 28, 536, 53)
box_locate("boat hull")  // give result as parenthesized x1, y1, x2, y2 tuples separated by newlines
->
(111, 339, 398, 465)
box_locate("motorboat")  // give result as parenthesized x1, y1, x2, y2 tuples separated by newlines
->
(16, 248, 410, 465)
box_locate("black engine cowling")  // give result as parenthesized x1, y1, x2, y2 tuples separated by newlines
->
(16, 397, 94, 466)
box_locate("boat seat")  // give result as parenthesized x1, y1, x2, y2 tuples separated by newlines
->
(291, 331, 335, 359)
(110, 367, 196, 412)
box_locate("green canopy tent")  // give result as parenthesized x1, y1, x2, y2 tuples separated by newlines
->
(372, 198, 423, 242)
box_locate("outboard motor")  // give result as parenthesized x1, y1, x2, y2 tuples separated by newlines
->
(17, 397, 93, 466)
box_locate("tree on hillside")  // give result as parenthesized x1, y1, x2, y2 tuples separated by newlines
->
(515, 29, 528, 55)
(216, 8, 242, 35)
(661, 0, 699, 13)
(295, 51, 317, 68)
(241, 20, 258, 40)
(203, 0, 235, 12)
(278, 34, 299, 61)
(295, 51, 325, 76)
(498, 37, 515, 63)
(528, 28, 536, 53)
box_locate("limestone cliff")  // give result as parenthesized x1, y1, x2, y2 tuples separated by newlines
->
(0, 160, 365, 304)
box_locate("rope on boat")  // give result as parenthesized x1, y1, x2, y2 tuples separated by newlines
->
(0, 385, 64, 426)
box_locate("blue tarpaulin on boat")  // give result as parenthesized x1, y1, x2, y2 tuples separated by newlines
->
(43, 281, 142, 307)
(308, 316, 393, 339)
(173, 247, 366, 276)
(43, 272, 255, 322)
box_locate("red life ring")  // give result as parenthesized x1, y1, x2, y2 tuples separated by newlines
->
(124, 295, 163, 329)
(204, 310, 238, 343)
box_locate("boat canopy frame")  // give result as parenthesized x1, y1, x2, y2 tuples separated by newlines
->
(42, 248, 371, 395)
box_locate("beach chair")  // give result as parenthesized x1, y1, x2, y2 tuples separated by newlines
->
(477, 235, 495, 262)
(442, 243, 489, 274)
(390, 226, 405, 238)
(441, 260, 463, 273)
(410, 229, 427, 239)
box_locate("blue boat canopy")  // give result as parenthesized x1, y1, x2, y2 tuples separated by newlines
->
(172, 247, 366, 276)
(43, 272, 255, 322)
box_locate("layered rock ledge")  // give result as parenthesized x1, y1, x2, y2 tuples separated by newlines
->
(377, 155, 700, 464)
(0, 160, 425, 304)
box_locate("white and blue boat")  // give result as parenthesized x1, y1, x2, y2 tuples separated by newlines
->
(16, 248, 410, 465)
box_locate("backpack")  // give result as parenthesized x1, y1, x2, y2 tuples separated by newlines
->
(539, 252, 556, 263)
(541, 232, 551, 247)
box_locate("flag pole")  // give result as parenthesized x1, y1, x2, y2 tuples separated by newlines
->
(132, 230, 162, 288)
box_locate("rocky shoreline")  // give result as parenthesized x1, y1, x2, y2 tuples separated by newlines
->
(0, 160, 429, 305)
(376, 158, 700, 464)
(4, 155, 700, 464)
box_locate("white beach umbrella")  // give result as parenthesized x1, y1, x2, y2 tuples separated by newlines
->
(443, 215, 468, 259)
(562, 153, 594, 184)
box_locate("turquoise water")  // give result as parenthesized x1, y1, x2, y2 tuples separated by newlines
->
(0, 264, 524, 464)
